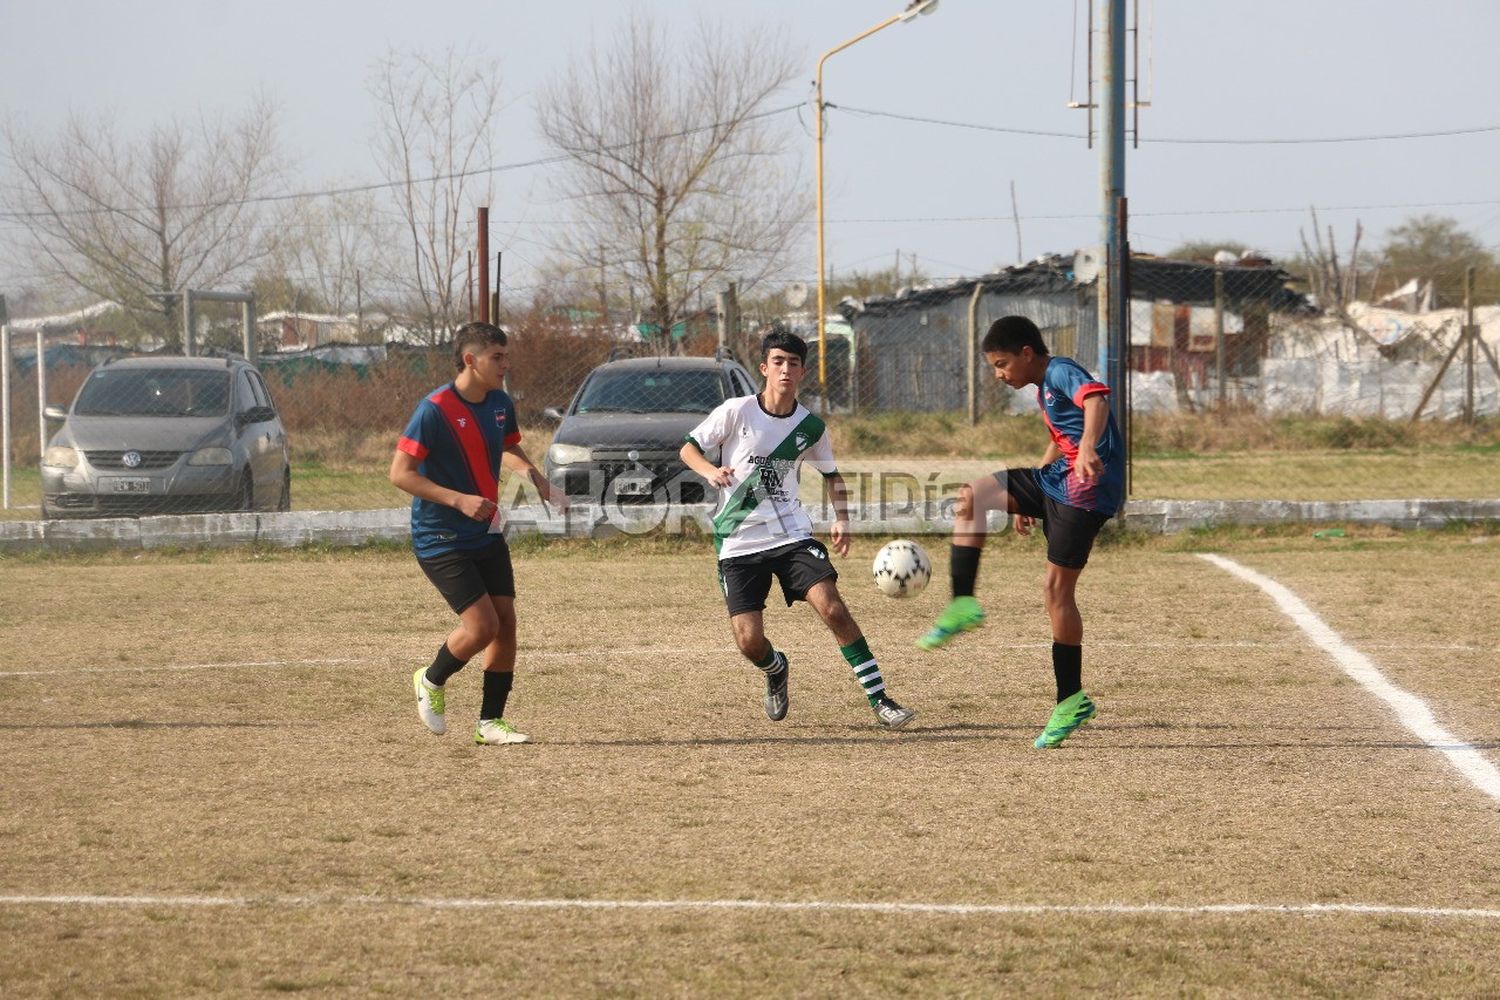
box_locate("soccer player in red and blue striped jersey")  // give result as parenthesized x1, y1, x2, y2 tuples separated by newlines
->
(918, 315, 1123, 749)
(390, 322, 568, 746)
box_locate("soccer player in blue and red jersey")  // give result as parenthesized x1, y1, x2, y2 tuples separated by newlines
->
(390, 322, 568, 746)
(918, 315, 1124, 749)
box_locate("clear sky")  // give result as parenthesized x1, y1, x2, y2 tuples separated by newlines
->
(3, 0, 1499, 303)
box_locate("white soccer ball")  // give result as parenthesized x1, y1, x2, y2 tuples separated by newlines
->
(872, 539, 932, 598)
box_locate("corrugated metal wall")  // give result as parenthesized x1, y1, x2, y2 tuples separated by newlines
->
(853, 288, 1097, 412)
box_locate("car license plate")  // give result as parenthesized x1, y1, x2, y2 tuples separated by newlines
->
(109, 477, 152, 493)
(615, 475, 654, 496)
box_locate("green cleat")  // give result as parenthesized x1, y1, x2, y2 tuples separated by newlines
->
(916, 596, 986, 650)
(1033, 691, 1097, 749)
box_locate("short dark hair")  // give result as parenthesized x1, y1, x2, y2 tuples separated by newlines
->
(453, 321, 508, 371)
(761, 327, 807, 363)
(981, 315, 1049, 356)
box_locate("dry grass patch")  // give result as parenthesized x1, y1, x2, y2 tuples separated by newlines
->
(1, 536, 1498, 994)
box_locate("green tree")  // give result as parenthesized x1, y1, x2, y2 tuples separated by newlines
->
(1382, 215, 1498, 306)
(1163, 240, 1254, 264)
(825, 264, 929, 304)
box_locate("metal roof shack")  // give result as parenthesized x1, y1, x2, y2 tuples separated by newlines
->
(833, 252, 1307, 412)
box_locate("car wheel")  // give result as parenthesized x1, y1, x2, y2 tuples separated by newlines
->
(238, 471, 256, 512)
(276, 468, 291, 512)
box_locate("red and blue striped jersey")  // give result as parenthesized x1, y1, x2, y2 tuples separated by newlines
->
(397, 383, 521, 557)
(1034, 357, 1124, 515)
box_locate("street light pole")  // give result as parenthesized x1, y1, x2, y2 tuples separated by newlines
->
(815, 0, 938, 412)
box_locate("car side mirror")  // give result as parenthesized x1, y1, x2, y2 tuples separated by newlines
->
(237, 405, 276, 427)
(541, 406, 565, 423)
(43, 405, 68, 422)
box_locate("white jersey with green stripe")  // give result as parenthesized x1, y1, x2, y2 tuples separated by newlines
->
(686, 395, 835, 560)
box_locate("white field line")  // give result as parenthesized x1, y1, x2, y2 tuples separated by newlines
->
(0, 893, 1498, 921)
(0, 639, 1481, 679)
(1198, 553, 1500, 804)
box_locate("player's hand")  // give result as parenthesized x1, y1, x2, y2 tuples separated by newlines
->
(1073, 446, 1102, 484)
(707, 465, 735, 489)
(545, 485, 572, 511)
(1013, 513, 1035, 536)
(456, 494, 496, 521)
(829, 518, 851, 556)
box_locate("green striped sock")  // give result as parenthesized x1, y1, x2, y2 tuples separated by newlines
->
(753, 642, 779, 671)
(840, 637, 884, 706)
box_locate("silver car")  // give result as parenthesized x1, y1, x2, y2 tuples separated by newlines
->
(41, 356, 291, 518)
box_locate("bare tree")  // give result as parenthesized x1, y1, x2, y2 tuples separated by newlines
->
(262, 189, 382, 316)
(1, 98, 286, 345)
(536, 14, 805, 354)
(368, 48, 501, 343)
(1299, 207, 1388, 353)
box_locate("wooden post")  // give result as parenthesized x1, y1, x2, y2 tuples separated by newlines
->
(477, 207, 490, 324)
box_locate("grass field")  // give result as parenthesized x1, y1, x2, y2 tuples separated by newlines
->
(2, 527, 1498, 995)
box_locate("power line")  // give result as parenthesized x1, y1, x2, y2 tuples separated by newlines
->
(835, 104, 1500, 145)
(0, 102, 804, 222)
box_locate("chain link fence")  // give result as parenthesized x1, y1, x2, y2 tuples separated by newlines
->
(4, 256, 1498, 521)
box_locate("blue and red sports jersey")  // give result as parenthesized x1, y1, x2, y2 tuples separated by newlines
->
(397, 383, 521, 558)
(1034, 357, 1125, 515)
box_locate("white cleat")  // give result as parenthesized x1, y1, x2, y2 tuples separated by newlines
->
(413, 668, 446, 735)
(475, 718, 531, 745)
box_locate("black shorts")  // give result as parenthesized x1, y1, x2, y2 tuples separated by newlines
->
(995, 468, 1113, 570)
(718, 539, 839, 617)
(416, 537, 516, 614)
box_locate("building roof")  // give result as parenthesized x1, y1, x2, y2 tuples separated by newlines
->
(838, 252, 1310, 319)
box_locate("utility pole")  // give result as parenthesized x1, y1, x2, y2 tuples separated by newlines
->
(1097, 0, 1128, 434)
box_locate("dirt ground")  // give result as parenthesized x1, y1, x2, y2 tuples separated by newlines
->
(1, 529, 1498, 996)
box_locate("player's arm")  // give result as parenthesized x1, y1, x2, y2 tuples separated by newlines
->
(1073, 395, 1110, 483)
(389, 449, 494, 521)
(679, 439, 734, 488)
(501, 442, 570, 510)
(823, 470, 852, 556)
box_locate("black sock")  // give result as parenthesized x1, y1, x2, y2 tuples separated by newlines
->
(480, 670, 514, 720)
(425, 643, 467, 687)
(950, 544, 982, 599)
(1052, 642, 1082, 702)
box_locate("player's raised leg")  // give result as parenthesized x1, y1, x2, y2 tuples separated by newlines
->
(918, 472, 1011, 650)
(806, 580, 914, 729)
(1033, 562, 1096, 748)
(475, 595, 529, 745)
(731, 610, 789, 722)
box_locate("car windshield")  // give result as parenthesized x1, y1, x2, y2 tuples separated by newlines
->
(574, 369, 726, 415)
(73, 369, 231, 417)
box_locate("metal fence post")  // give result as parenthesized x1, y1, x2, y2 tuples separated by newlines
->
(242, 295, 258, 366)
(1214, 267, 1226, 413)
(183, 292, 196, 357)
(1463, 265, 1476, 425)
(37, 328, 47, 462)
(1, 323, 10, 508)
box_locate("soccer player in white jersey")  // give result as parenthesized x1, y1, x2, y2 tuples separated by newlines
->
(679, 329, 916, 729)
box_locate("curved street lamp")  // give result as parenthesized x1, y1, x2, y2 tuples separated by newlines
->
(814, 0, 939, 411)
